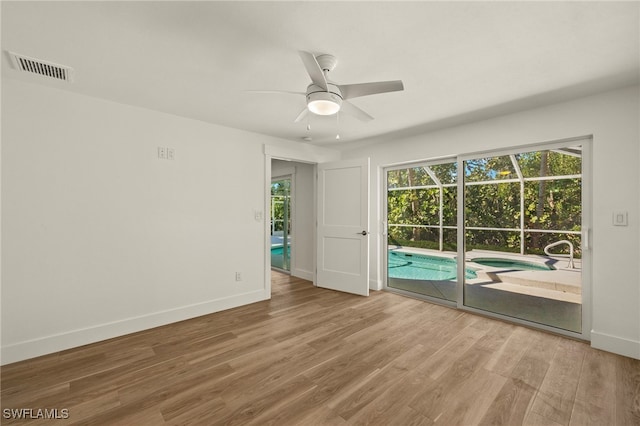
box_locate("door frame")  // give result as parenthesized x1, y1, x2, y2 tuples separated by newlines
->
(380, 136, 592, 341)
(271, 170, 295, 274)
(264, 145, 339, 296)
(457, 136, 592, 341)
(381, 155, 458, 307)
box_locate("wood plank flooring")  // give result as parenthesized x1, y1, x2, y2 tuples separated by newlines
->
(1, 271, 639, 425)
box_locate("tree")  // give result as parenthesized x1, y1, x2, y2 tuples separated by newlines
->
(386, 149, 582, 256)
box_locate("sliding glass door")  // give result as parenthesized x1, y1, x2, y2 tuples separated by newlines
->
(271, 178, 291, 271)
(384, 139, 588, 336)
(385, 160, 459, 303)
(462, 145, 583, 333)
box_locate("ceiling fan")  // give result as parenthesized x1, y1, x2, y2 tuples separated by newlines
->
(254, 51, 404, 123)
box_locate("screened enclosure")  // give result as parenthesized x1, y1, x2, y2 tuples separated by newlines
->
(271, 178, 291, 271)
(385, 143, 585, 334)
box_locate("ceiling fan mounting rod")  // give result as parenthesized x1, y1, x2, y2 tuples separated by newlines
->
(315, 54, 338, 73)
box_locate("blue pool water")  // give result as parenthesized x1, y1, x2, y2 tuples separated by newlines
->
(271, 246, 291, 270)
(271, 246, 290, 256)
(388, 251, 477, 281)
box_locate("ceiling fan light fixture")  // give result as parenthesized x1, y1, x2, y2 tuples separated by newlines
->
(307, 91, 342, 115)
(308, 100, 340, 115)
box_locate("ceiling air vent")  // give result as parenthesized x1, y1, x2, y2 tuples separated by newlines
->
(8, 51, 74, 82)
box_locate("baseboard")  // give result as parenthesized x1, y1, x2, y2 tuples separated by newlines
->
(591, 330, 640, 360)
(1, 289, 269, 365)
(291, 268, 314, 282)
(369, 278, 382, 291)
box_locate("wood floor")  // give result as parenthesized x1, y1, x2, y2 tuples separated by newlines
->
(2, 272, 639, 425)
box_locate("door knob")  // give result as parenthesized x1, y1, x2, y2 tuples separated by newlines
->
(360, 230, 369, 236)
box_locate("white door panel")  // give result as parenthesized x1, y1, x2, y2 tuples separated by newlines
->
(317, 158, 369, 296)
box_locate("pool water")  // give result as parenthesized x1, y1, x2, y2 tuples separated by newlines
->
(271, 246, 291, 270)
(388, 252, 477, 281)
(271, 246, 290, 256)
(471, 258, 555, 271)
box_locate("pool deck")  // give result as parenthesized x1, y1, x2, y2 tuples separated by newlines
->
(389, 246, 582, 304)
(270, 234, 290, 248)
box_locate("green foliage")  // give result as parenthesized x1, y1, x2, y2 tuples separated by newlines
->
(387, 149, 582, 257)
(271, 179, 291, 234)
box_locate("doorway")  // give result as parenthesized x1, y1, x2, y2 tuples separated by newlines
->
(265, 153, 369, 297)
(270, 176, 292, 272)
(268, 158, 317, 285)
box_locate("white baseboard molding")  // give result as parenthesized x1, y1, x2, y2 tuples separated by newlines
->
(370, 278, 382, 291)
(591, 330, 640, 360)
(291, 268, 314, 282)
(1, 289, 269, 366)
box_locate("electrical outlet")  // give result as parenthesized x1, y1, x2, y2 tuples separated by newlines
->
(167, 148, 175, 160)
(235, 272, 242, 282)
(158, 147, 167, 159)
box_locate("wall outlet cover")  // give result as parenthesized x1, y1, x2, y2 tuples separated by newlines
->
(613, 211, 628, 226)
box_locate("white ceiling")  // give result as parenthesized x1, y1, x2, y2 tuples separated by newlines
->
(2, 1, 639, 148)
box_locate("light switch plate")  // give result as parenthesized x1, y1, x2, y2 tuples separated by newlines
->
(613, 211, 628, 226)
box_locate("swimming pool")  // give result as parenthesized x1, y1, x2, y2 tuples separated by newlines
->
(388, 251, 477, 280)
(470, 258, 555, 271)
(271, 246, 290, 270)
(271, 246, 290, 256)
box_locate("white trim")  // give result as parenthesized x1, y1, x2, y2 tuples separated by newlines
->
(264, 144, 339, 164)
(457, 135, 590, 162)
(369, 278, 382, 291)
(264, 145, 325, 288)
(384, 154, 458, 170)
(1, 289, 269, 365)
(591, 331, 640, 360)
(580, 138, 593, 339)
(264, 154, 273, 294)
(292, 268, 314, 281)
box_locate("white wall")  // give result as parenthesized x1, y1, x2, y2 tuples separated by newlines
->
(271, 160, 315, 281)
(0, 79, 337, 364)
(343, 85, 640, 360)
(3, 78, 638, 363)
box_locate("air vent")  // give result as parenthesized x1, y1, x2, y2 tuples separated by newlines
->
(8, 51, 74, 82)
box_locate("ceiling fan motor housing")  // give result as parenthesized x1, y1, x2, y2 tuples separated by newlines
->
(306, 83, 343, 115)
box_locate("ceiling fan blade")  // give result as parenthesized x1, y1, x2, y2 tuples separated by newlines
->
(299, 51, 328, 91)
(339, 80, 404, 100)
(341, 100, 374, 122)
(245, 90, 305, 96)
(294, 107, 309, 123)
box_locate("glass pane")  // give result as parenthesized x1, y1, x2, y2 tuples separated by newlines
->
(442, 187, 457, 226)
(517, 149, 581, 178)
(429, 163, 458, 184)
(463, 148, 582, 333)
(271, 178, 291, 271)
(465, 182, 520, 229)
(464, 155, 516, 182)
(386, 161, 458, 303)
(524, 179, 581, 231)
(387, 167, 436, 189)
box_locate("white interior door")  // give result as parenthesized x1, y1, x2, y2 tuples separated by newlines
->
(317, 158, 369, 296)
